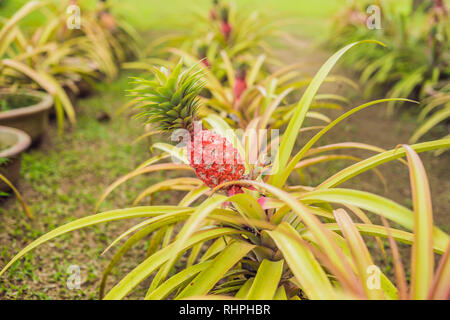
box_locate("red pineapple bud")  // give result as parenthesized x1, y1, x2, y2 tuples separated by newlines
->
(234, 63, 248, 102)
(221, 22, 232, 40)
(234, 78, 247, 101)
(219, 6, 231, 40)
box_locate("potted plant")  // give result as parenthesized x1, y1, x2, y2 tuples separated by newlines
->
(0, 89, 53, 143)
(0, 125, 31, 193)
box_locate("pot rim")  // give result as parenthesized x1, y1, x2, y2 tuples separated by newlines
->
(0, 125, 32, 158)
(0, 88, 54, 119)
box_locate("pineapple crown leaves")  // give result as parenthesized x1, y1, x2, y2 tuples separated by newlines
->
(130, 60, 206, 132)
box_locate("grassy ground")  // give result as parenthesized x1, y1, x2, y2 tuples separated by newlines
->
(0, 74, 168, 299)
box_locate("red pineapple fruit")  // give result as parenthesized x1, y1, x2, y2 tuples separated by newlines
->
(234, 78, 247, 101)
(220, 6, 232, 41)
(234, 62, 248, 103)
(188, 124, 245, 189)
(221, 22, 232, 40)
(133, 61, 246, 194)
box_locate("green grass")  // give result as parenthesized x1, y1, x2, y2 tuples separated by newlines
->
(0, 72, 170, 299)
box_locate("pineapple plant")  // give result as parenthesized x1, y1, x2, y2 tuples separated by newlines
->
(132, 61, 247, 195)
(210, 0, 220, 21)
(2, 42, 449, 300)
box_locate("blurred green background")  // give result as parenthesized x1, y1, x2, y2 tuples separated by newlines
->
(0, 0, 344, 37)
(0, 0, 424, 38)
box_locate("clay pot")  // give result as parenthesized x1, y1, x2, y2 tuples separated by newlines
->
(0, 88, 53, 143)
(0, 126, 31, 193)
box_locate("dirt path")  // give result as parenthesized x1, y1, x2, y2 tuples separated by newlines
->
(0, 75, 164, 299)
(277, 36, 450, 229)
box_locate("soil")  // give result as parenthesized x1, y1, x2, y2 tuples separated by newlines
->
(0, 79, 163, 299)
